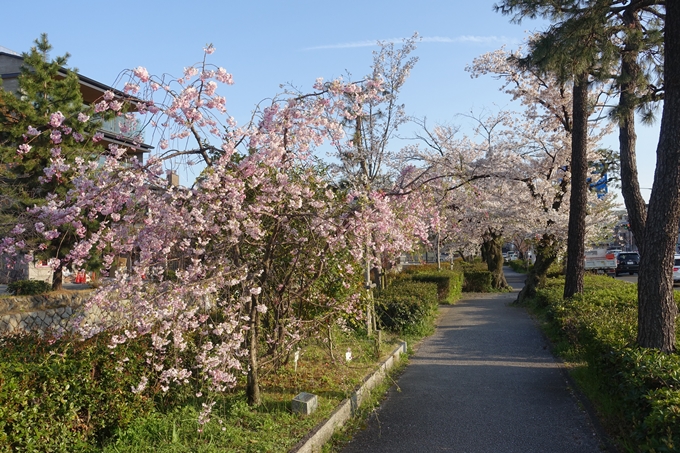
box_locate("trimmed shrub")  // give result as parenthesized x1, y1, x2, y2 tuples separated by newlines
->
(462, 271, 492, 292)
(6, 279, 51, 296)
(507, 259, 530, 273)
(410, 270, 463, 304)
(375, 280, 438, 335)
(454, 260, 488, 273)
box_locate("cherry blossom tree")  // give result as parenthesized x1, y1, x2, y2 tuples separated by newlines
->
(0, 44, 440, 418)
(327, 34, 432, 331)
(467, 44, 614, 301)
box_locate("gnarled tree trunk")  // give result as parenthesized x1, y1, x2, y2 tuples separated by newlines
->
(516, 233, 560, 304)
(51, 264, 63, 291)
(481, 228, 509, 290)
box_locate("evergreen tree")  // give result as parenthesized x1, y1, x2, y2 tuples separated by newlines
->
(0, 34, 110, 290)
(498, 1, 678, 351)
(497, 1, 617, 298)
(637, 1, 678, 353)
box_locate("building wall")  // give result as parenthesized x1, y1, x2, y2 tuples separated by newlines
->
(0, 53, 22, 92)
(0, 256, 53, 284)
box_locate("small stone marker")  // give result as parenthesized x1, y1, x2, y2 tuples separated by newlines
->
(292, 392, 318, 416)
(345, 348, 352, 362)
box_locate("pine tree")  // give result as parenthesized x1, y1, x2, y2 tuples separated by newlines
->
(0, 34, 110, 290)
(497, 1, 617, 298)
(497, 1, 678, 351)
(637, 1, 678, 353)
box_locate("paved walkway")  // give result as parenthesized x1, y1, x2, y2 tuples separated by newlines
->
(341, 268, 609, 453)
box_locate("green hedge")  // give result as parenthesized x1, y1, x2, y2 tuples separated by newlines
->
(6, 279, 51, 296)
(376, 267, 465, 335)
(0, 332, 160, 452)
(529, 276, 680, 451)
(375, 280, 438, 335)
(409, 270, 463, 304)
(506, 260, 530, 273)
(454, 260, 488, 273)
(462, 271, 492, 292)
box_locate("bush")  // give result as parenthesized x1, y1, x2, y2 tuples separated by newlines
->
(462, 271, 493, 292)
(6, 279, 51, 296)
(527, 275, 680, 451)
(545, 261, 564, 278)
(375, 280, 438, 335)
(0, 332, 161, 451)
(453, 260, 487, 273)
(507, 259, 530, 273)
(409, 270, 463, 304)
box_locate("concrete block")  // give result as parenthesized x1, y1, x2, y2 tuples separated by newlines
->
(292, 392, 318, 416)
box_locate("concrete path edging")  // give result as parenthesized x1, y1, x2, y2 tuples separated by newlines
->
(290, 340, 408, 453)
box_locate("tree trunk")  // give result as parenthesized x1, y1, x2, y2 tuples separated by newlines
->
(563, 72, 589, 299)
(618, 7, 647, 253)
(246, 296, 261, 406)
(51, 264, 63, 291)
(516, 233, 560, 304)
(637, 2, 680, 352)
(482, 229, 509, 290)
(364, 243, 373, 336)
(436, 232, 441, 271)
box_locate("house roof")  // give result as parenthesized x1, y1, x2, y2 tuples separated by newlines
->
(0, 50, 140, 105)
(0, 50, 152, 154)
(0, 46, 19, 56)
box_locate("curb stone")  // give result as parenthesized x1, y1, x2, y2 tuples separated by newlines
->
(289, 340, 407, 453)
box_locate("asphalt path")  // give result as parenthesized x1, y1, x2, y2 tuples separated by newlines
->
(341, 268, 609, 453)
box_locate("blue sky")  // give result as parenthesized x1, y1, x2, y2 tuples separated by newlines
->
(1, 0, 659, 201)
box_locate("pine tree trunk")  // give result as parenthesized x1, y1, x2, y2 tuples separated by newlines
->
(618, 7, 647, 253)
(637, 2, 680, 352)
(563, 73, 589, 299)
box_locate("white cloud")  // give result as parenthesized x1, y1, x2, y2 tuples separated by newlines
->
(302, 35, 520, 51)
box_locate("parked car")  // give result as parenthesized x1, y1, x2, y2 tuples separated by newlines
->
(616, 252, 640, 276)
(674, 255, 680, 285)
(506, 252, 519, 261)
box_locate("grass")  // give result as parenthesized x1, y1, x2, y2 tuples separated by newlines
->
(1, 270, 447, 452)
(101, 330, 412, 453)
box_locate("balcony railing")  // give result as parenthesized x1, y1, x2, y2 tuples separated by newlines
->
(99, 116, 145, 140)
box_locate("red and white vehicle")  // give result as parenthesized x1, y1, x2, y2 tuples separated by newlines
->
(584, 248, 617, 278)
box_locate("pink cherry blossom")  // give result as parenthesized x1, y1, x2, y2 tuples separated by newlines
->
(49, 111, 65, 127)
